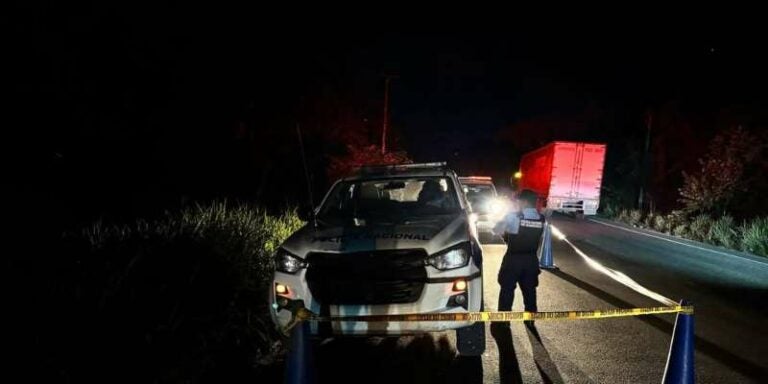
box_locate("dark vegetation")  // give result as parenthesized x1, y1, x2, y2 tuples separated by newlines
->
(19, 202, 303, 382)
(602, 126, 768, 257)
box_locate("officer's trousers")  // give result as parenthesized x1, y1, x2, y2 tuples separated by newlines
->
(497, 251, 540, 312)
(498, 283, 537, 313)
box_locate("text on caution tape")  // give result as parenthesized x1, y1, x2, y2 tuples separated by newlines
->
(294, 305, 693, 323)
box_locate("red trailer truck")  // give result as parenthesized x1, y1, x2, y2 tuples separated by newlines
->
(518, 141, 606, 215)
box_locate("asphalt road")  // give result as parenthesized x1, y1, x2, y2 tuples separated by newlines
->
(312, 214, 768, 383)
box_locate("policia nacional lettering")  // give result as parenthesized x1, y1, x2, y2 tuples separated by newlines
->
(312, 232, 431, 243)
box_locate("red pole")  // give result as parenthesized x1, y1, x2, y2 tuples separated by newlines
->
(382, 76, 391, 154)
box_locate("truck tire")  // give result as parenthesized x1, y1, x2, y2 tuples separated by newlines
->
(456, 322, 486, 356)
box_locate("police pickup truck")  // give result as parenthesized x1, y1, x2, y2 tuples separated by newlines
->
(270, 162, 485, 355)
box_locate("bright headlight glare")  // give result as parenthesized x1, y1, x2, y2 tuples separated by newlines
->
(275, 250, 307, 274)
(488, 198, 508, 216)
(427, 244, 470, 270)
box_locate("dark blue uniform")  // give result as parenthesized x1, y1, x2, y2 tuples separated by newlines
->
(493, 208, 544, 312)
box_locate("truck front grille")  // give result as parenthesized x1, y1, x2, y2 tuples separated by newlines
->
(305, 249, 427, 305)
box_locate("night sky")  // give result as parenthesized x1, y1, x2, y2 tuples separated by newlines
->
(9, 5, 768, 226)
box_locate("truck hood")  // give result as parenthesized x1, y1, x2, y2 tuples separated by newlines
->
(281, 214, 470, 257)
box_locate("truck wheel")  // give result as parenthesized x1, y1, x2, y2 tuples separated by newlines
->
(456, 322, 486, 356)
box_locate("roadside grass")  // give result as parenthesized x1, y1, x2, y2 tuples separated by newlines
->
(740, 217, 768, 256)
(672, 223, 689, 237)
(689, 214, 714, 243)
(43, 201, 304, 382)
(601, 206, 768, 257)
(709, 215, 738, 249)
(652, 214, 668, 234)
(642, 212, 655, 230)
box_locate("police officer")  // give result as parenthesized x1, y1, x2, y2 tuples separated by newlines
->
(493, 189, 545, 313)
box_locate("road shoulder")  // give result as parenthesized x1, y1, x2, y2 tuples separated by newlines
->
(587, 216, 768, 266)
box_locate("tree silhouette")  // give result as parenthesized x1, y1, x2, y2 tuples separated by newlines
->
(679, 126, 764, 215)
(326, 143, 411, 181)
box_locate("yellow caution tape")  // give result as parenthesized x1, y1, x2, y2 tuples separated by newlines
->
(291, 305, 693, 324)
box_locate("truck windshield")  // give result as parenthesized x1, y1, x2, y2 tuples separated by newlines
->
(463, 184, 496, 214)
(318, 177, 461, 223)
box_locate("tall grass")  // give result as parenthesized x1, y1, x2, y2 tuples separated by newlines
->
(642, 212, 655, 229)
(709, 215, 738, 249)
(672, 223, 689, 237)
(606, 206, 766, 258)
(617, 208, 631, 223)
(52, 201, 305, 382)
(688, 214, 714, 242)
(740, 217, 768, 257)
(84, 201, 303, 281)
(628, 209, 644, 227)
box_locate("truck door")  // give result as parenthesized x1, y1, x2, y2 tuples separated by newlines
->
(577, 144, 605, 202)
(550, 142, 578, 200)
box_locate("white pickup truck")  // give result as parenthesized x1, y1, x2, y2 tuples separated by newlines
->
(459, 176, 508, 237)
(270, 162, 485, 355)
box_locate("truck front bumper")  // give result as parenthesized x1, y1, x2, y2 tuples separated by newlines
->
(270, 270, 483, 335)
(548, 198, 599, 215)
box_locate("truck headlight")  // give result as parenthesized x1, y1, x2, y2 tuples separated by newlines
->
(426, 243, 470, 270)
(275, 249, 307, 274)
(488, 197, 509, 217)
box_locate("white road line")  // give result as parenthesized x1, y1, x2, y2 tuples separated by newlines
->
(550, 224, 678, 306)
(588, 218, 768, 267)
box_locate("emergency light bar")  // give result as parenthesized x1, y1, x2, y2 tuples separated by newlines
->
(459, 176, 492, 181)
(358, 162, 449, 174)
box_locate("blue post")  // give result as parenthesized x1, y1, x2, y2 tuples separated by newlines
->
(539, 223, 557, 269)
(662, 300, 695, 384)
(283, 321, 316, 384)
